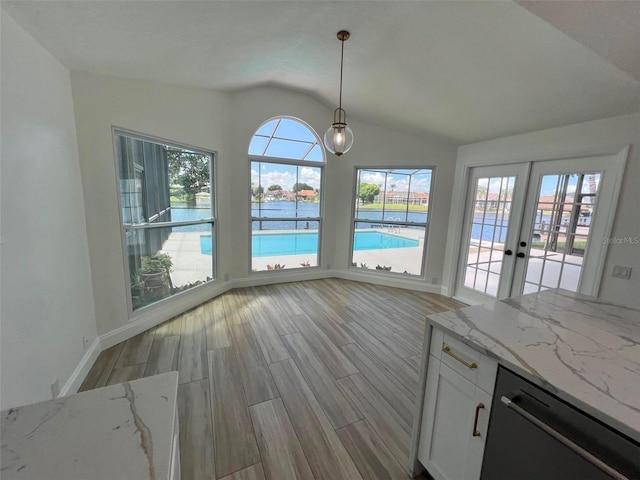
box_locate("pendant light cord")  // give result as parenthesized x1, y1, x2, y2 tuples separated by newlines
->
(339, 37, 345, 111)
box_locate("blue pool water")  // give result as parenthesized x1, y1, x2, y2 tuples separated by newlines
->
(199, 231, 418, 257)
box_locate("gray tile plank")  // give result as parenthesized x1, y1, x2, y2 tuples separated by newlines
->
(178, 312, 208, 383)
(343, 321, 418, 401)
(341, 342, 414, 429)
(269, 359, 363, 480)
(115, 329, 155, 367)
(106, 364, 146, 386)
(270, 283, 305, 316)
(290, 313, 358, 379)
(298, 301, 355, 346)
(153, 315, 183, 337)
(283, 333, 362, 429)
(337, 374, 411, 471)
(144, 335, 180, 377)
(393, 329, 423, 358)
(79, 343, 123, 391)
(218, 463, 266, 480)
(404, 354, 422, 373)
(387, 312, 426, 340)
(337, 420, 409, 480)
(231, 324, 279, 405)
(204, 299, 232, 350)
(221, 291, 242, 325)
(209, 348, 260, 478)
(249, 309, 291, 364)
(340, 305, 402, 336)
(263, 301, 299, 336)
(178, 379, 216, 480)
(354, 318, 418, 359)
(250, 398, 314, 480)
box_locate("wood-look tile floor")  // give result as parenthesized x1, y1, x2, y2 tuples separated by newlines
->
(80, 278, 465, 480)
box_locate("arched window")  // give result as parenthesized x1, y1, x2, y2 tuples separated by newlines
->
(249, 117, 325, 162)
(249, 117, 324, 272)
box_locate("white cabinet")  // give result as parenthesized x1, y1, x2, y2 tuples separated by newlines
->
(418, 329, 497, 480)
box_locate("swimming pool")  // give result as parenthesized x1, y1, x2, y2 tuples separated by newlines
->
(199, 231, 418, 256)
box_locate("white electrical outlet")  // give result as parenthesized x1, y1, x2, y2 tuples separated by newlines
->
(612, 265, 632, 279)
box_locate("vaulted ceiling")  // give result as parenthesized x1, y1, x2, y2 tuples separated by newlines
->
(2, 0, 638, 144)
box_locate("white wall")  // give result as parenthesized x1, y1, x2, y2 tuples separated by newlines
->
(70, 73, 232, 336)
(444, 113, 640, 309)
(0, 12, 98, 409)
(70, 77, 459, 339)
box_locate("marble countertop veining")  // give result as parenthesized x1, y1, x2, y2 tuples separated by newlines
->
(1, 371, 179, 479)
(425, 289, 640, 443)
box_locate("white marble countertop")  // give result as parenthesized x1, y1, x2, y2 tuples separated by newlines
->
(1, 372, 179, 479)
(425, 289, 640, 443)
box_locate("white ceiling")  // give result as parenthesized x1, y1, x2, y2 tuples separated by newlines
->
(2, 0, 639, 144)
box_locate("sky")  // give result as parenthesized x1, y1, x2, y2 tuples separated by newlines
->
(358, 170, 432, 193)
(251, 163, 321, 191)
(479, 173, 601, 199)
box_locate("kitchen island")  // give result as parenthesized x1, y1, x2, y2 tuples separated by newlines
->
(412, 289, 640, 479)
(1, 371, 180, 479)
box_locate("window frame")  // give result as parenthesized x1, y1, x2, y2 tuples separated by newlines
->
(112, 127, 217, 318)
(349, 166, 436, 278)
(248, 116, 325, 274)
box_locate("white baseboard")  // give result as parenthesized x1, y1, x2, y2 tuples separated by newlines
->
(100, 280, 232, 349)
(334, 269, 444, 294)
(229, 268, 333, 289)
(60, 337, 101, 397)
(86, 270, 445, 387)
(100, 269, 442, 349)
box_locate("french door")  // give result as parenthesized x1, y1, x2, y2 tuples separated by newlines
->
(455, 153, 624, 303)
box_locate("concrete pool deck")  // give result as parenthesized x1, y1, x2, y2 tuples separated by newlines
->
(152, 227, 583, 298)
(157, 227, 427, 286)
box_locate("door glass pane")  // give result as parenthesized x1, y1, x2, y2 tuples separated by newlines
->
(523, 172, 600, 294)
(463, 176, 515, 297)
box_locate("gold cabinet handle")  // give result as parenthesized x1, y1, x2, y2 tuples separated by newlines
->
(472, 402, 485, 437)
(442, 345, 478, 369)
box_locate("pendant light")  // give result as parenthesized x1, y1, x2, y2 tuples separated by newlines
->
(324, 30, 354, 156)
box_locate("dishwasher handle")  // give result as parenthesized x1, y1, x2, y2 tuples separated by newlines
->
(501, 396, 629, 480)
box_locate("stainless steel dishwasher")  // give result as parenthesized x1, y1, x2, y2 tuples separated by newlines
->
(481, 366, 640, 480)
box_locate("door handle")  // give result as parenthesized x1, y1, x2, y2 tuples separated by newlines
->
(442, 345, 478, 369)
(504, 249, 513, 256)
(516, 252, 526, 258)
(472, 402, 485, 437)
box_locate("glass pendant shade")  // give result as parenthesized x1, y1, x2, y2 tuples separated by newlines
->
(324, 108, 354, 156)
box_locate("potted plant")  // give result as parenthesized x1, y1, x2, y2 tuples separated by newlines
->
(138, 253, 173, 291)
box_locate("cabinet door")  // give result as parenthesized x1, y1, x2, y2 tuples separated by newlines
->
(463, 387, 492, 480)
(419, 358, 478, 480)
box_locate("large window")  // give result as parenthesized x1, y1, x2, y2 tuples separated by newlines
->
(351, 168, 434, 276)
(249, 117, 324, 272)
(114, 130, 215, 312)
